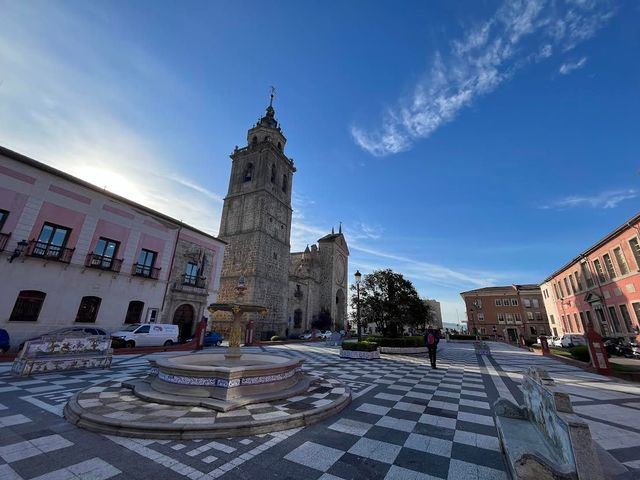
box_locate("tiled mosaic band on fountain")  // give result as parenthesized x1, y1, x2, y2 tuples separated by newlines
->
(157, 367, 302, 388)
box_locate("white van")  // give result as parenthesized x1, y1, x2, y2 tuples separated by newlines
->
(111, 324, 179, 348)
(560, 334, 587, 348)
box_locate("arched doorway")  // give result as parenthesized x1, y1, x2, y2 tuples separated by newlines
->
(335, 289, 345, 331)
(173, 304, 195, 342)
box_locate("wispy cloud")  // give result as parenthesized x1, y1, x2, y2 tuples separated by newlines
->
(0, 3, 223, 235)
(352, 0, 615, 156)
(559, 56, 587, 74)
(541, 188, 638, 209)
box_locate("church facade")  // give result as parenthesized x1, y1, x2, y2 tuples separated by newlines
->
(215, 98, 348, 339)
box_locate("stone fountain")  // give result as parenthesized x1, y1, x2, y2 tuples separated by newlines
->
(64, 277, 350, 438)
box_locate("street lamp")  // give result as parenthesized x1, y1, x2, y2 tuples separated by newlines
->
(355, 270, 362, 342)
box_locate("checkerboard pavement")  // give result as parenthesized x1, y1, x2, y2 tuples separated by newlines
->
(0, 343, 513, 479)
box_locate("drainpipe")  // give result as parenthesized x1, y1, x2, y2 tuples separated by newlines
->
(161, 223, 182, 321)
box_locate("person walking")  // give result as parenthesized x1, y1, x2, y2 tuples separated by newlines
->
(425, 326, 440, 369)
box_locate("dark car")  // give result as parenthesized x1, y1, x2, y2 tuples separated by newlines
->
(19, 326, 108, 351)
(0, 329, 9, 353)
(187, 331, 224, 347)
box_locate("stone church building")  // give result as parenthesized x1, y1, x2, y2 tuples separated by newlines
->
(214, 98, 349, 339)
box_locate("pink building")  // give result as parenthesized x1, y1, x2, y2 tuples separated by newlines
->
(0, 146, 225, 350)
(540, 212, 640, 341)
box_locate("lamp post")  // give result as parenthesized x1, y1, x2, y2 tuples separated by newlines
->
(355, 270, 362, 342)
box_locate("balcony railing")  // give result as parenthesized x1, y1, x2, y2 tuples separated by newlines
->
(181, 273, 206, 288)
(132, 263, 161, 280)
(85, 253, 123, 272)
(0, 232, 10, 251)
(26, 240, 74, 263)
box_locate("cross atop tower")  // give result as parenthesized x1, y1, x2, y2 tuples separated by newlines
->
(269, 86, 276, 107)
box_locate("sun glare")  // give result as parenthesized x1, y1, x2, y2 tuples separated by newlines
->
(74, 165, 148, 205)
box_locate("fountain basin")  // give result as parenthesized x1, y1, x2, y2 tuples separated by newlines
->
(129, 353, 310, 411)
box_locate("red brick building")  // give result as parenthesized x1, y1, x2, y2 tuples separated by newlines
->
(540, 212, 640, 341)
(461, 285, 549, 341)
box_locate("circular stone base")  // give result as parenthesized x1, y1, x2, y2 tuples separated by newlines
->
(64, 375, 351, 439)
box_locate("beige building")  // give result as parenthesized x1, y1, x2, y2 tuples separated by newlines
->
(215, 99, 348, 339)
(424, 298, 443, 329)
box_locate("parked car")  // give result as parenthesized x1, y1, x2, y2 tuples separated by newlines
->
(318, 330, 333, 339)
(110, 324, 179, 348)
(550, 336, 563, 348)
(18, 326, 108, 351)
(299, 330, 312, 340)
(204, 331, 223, 347)
(0, 329, 10, 353)
(560, 334, 587, 348)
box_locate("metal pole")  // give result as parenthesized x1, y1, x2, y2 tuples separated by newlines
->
(356, 282, 362, 342)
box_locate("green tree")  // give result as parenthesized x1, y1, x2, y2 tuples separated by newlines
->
(350, 269, 428, 337)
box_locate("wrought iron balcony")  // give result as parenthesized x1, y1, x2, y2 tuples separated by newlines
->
(181, 274, 206, 289)
(132, 263, 161, 279)
(26, 240, 74, 263)
(0, 232, 10, 252)
(85, 253, 123, 272)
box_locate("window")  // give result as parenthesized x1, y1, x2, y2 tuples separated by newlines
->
(553, 283, 560, 299)
(472, 298, 482, 309)
(585, 310, 594, 329)
(10, 290, 46, 322)
(497, 313, 505, 324)
(75, 296, 101, 323)
(619, 304, 633, 333)
(579, 312, 586, 331)
(526, 311, 534, 320)
(631, 303, 640, 331)
(282, 174, 288, 192)
(524, 299, 531, 308)
(581, 262, 594, 288)
(613, 247, 629, 275)
(136, 325, 150, 334)
(563, 277, 572, 296)
(608, 306, 621, 332)
(557, 281, 565, 298)
(532, 298, 539, 308)
(33, 223, 71, 259)
(135, 249, 157, 277)
(477, 313, 484, 322)
(561, 315, 568, 332)
(270, 164, 276, 183)
(125, 301, 145, 324)
(574, 272, 583, 291)
(569, 273, 578, 293)
(535, 312, 543, 321)
(90, 237, 119, 269)
(530, 326, 537, 335)
(603, 253, 616, 280)
(0, 209, 8, 231)
(184, 262, 198, 285)
(593, 259, 606, 283)
(553, 327, 558, 336)
(514, 313, 522, 323)
(573, 313, 580, 332)
(495, 299, 502, 306)
(629, 238, 640, 271)
(243, 163, 254, 182)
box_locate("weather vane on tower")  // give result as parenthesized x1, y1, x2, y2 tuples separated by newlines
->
(269, 86, 276, 107)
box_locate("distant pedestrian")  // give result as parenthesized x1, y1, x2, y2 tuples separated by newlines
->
(425, 326, 440, 369)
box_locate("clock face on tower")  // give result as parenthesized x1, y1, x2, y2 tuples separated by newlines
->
(335, 256, 346, 285)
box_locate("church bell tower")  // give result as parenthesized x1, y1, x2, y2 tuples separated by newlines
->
(216, 93, 296, 337)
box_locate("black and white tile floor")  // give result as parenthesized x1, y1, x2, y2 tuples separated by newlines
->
(1, 341, 639, 479)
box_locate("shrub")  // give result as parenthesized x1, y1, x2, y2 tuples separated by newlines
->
(342, 341, 378, 352)
(531, 344, 541, 350)
(270, 335, 286, 341)
(363, 336, 425, 347)
(570, 345, 590, 362)
(449, 334, 490, 341)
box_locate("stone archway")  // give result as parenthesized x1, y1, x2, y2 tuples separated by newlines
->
(173, 303, 195, 342)
(335, 289, 345, 331)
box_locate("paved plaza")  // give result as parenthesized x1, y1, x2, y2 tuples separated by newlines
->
(1, 342, 639, 480)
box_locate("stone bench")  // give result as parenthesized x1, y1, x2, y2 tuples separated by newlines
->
(494, 367, 606, 480)
(474, 341, 491, 355)
(12, 335, 113, 376)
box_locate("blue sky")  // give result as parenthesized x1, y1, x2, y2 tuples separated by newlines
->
(1, 0, 638, 325)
